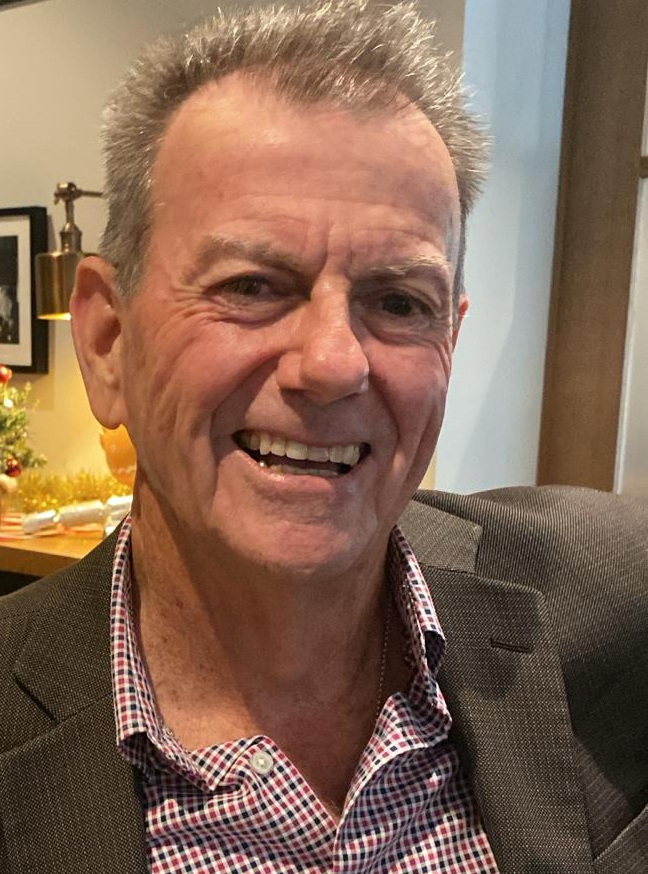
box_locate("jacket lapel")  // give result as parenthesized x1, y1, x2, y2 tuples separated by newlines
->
(0, 535, 147, 874)
(401, 499, 594, 874)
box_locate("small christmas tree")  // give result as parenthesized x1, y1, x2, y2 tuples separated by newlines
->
(0, 366, 46, 494)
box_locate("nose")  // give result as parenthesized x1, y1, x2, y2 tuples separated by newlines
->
(276, 288, 370, 405)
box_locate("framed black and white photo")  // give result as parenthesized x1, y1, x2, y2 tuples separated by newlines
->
(0, 207, 48, 373)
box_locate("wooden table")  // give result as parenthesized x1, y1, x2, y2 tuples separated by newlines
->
(0, 531, 102, 578)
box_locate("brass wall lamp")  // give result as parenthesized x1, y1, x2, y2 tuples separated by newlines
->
(35, 182, 102, 319)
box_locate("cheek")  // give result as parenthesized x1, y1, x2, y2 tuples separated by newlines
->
(374, 343, 452, 491)
(403, 372, 448, 449)
(378, 338, 453, 430)
(122, 311, 287, 442)
(119, 314, 207, 446)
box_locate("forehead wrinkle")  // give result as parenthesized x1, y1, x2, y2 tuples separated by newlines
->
(181, 234, 305, 285)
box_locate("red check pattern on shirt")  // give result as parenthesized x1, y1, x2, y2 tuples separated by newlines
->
(111, 517, 500, 873)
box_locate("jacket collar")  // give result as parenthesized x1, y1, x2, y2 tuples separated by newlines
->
(13, 532, 116, 719)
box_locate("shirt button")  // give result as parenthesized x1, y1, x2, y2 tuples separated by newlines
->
(250, 750, 275, 775)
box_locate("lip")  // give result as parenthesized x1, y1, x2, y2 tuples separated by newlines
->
(233, 429, 370, 470)
(231, 438, 370, 491)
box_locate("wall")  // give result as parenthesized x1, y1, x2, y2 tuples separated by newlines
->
(435, 0, 571, 493)
(0, 0, 464, 477)
(616, 76, 648, 502)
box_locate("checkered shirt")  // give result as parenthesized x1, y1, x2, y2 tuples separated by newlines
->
(112, 516, 500, 873)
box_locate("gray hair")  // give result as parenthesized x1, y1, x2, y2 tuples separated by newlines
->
(100, 0, 488, 309)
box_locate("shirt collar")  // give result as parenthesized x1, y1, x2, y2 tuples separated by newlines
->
(111, 515, 447, 780)
(111, 515, 200, 784)
(389, 524, 446, 672)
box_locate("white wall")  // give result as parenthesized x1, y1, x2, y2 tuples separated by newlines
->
(435, 0, 571, 493)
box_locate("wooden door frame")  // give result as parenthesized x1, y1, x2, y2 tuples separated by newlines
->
(537, 0, 648, 489)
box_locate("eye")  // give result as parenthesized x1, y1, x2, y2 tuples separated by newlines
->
(224, 275, 273, 297)
(204, 272, 300, 324)
(379, 291, 429, 318)
(354, 281, 449, 342)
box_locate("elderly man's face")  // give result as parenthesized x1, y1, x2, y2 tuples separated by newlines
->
(117, 76, 461, 577)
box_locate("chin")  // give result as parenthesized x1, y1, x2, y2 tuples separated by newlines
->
(227, 522, 373, 582)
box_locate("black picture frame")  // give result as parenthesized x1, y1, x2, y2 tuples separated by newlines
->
(0, 207, 49, 373)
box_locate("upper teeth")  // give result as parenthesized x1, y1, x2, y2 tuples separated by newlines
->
(240, 431, 362, 467)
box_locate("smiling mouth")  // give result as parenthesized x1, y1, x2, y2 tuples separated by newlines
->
(234, 430, 370, 478)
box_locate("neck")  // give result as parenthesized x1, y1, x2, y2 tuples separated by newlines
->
(130, 482, 391, 724)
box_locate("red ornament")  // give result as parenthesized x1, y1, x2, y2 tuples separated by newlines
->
(0, 365, 12, 384)
(5, 457, 21, 478)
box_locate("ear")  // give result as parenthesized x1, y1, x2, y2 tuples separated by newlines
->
(70, 256, 127, 429)
(452, 293, 469, 350)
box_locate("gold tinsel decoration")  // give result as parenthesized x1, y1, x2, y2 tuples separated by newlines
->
(10, 470, 132, 515)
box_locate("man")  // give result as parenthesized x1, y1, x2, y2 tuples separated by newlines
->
(0, 2, 645, 872)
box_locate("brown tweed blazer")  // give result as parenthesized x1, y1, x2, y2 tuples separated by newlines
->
(0, 486, 646, 873)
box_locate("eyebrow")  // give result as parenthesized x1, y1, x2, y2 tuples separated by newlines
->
(366, 255, 452, 287)
(181, 235, 304, 285)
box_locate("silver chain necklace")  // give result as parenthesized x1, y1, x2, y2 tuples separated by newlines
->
(375, 586, 392, 719)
